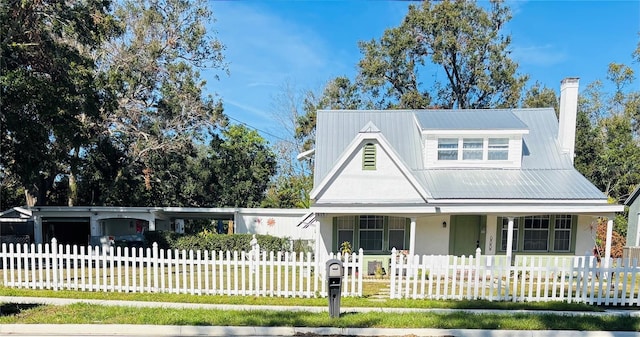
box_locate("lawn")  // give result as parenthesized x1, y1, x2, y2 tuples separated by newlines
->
(2, 283, 639, 331)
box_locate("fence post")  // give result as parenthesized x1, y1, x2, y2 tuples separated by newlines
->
(474, 247, 481, 299)
(390, 248, 397, 299)
(152, 242, 159, 292)
(1, 243, 8, 286)
(358, 248, 364, 296)
(51, 238, 58, 291)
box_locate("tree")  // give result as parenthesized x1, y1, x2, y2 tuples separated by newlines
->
(521, 81, 558, 114)
(1, 0, 117, 206)
(207, 125, 277, 208)
(261, 82, 315, 208)
(294, 0, 528, 160)
(357, 0, 527, 109)
(96, 0, 227, 197)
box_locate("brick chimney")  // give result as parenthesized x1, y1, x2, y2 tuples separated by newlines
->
(558, 78, 579, 163)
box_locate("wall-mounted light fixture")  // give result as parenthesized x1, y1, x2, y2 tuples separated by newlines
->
(442, 221, 447, 228)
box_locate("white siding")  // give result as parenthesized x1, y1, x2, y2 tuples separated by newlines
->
(414, 215, 450, 255)
(316, 141, 424, 204)
(234, 210, 315, 241)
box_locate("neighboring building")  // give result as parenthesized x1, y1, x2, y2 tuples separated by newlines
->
(0, 207, 33, 244)
(6, 206, 313, 248)
(306, 78, 623, 272)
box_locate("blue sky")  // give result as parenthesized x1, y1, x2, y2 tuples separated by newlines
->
(205, 1, 640, 142)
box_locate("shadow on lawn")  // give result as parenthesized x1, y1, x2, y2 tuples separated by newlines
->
(0, 303, 42, 316)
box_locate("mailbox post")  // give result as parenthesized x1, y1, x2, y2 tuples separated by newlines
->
(326, 259, 343, 318)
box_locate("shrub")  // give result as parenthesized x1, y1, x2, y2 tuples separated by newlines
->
(144, 231, 183, 250)
(170, 233, 290, 253)
(592, 218, 626, 259)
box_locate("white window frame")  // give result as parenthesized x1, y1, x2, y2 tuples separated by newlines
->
(437, 138, 458, 160)
(463, 138, 484, 160)
(437, 137, 510, 162)
(488, 138, 509, 160)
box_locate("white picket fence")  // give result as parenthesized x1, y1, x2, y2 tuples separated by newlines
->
(389, 248, 640, 306)
(0, 239, 364, 298)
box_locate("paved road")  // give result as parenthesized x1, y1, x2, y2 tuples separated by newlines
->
(1, 296, 639, 337)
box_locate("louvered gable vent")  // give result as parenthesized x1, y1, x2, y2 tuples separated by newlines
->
(362, 143, 376, 170)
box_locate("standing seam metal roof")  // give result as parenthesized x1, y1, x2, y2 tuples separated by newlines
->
(313, 109, 607, 201)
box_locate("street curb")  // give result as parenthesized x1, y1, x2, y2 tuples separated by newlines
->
(1, 324, 640, 337)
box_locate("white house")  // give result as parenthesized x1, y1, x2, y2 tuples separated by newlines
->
(307, 78, 623, 272)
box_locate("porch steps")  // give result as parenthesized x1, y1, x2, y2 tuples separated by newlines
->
(369, 285, 391, 301)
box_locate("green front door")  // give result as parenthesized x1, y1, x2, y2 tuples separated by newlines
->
(450, 215, 485, 256)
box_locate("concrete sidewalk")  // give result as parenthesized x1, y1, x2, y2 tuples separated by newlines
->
(1, 296, 639, 337)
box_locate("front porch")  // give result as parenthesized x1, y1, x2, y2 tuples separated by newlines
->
(315, 207, 622, 265)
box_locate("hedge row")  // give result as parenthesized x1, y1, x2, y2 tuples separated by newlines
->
(144, 231, 290, 253)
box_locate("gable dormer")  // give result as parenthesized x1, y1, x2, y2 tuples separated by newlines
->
(415, 110, 529, 169)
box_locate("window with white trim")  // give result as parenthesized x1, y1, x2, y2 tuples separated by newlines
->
(463, 138, 483, 160)
(438, 138, 458, 160)
(436, 137, 510, 162)
(488, 138, 509, 160)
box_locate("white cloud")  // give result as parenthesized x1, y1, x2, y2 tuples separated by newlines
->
(511, 44, 568, 67)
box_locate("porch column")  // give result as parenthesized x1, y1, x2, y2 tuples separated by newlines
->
(506, 217, 514, 265)
(148, 217, 156, 231)
(33, 215, 42, 244)
(90, 215, 101, 237)
(409, 217, 416, 257)
(604, 218, 613, 269)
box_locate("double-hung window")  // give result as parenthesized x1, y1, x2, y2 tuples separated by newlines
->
(498, 215, 573, 253)
(463, 138, 483, 160)
(359, 215, 384, 251)
(488, 138, 509, 160)
(336, 217, 355, 249)
(554, 215, 572, 251)
(438, 138, 458, 160)
(523, 216, 550, 251)
(388, 217, 406, 250)
(499, 217, 518, 251)
(436, 137, 510, 162)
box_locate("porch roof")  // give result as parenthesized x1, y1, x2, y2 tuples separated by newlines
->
(416, 168, 607, 200)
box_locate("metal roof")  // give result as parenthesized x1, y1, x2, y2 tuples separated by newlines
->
(514, 108, 573, 170)
(314, 110, 423, 187)
(415, 109, 528, 130)
(313, 108, 607, 202)
(416, 169, 607, 200)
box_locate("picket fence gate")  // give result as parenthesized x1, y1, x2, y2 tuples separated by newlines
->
(389, 248, 640, 306)
(0, 239, 364, 298)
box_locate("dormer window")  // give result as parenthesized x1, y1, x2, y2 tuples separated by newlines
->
(488, 138, 509, 160)
(430, 136, 516, 167)
(363, 143, 376, 170)
(463, 138, 483, 160)
(437, 138, 458, 160)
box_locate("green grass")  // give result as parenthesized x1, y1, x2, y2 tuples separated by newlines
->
(0, 286, 602, 311)
(1, 281, 633, 331)
(0, 302, 637, 331)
